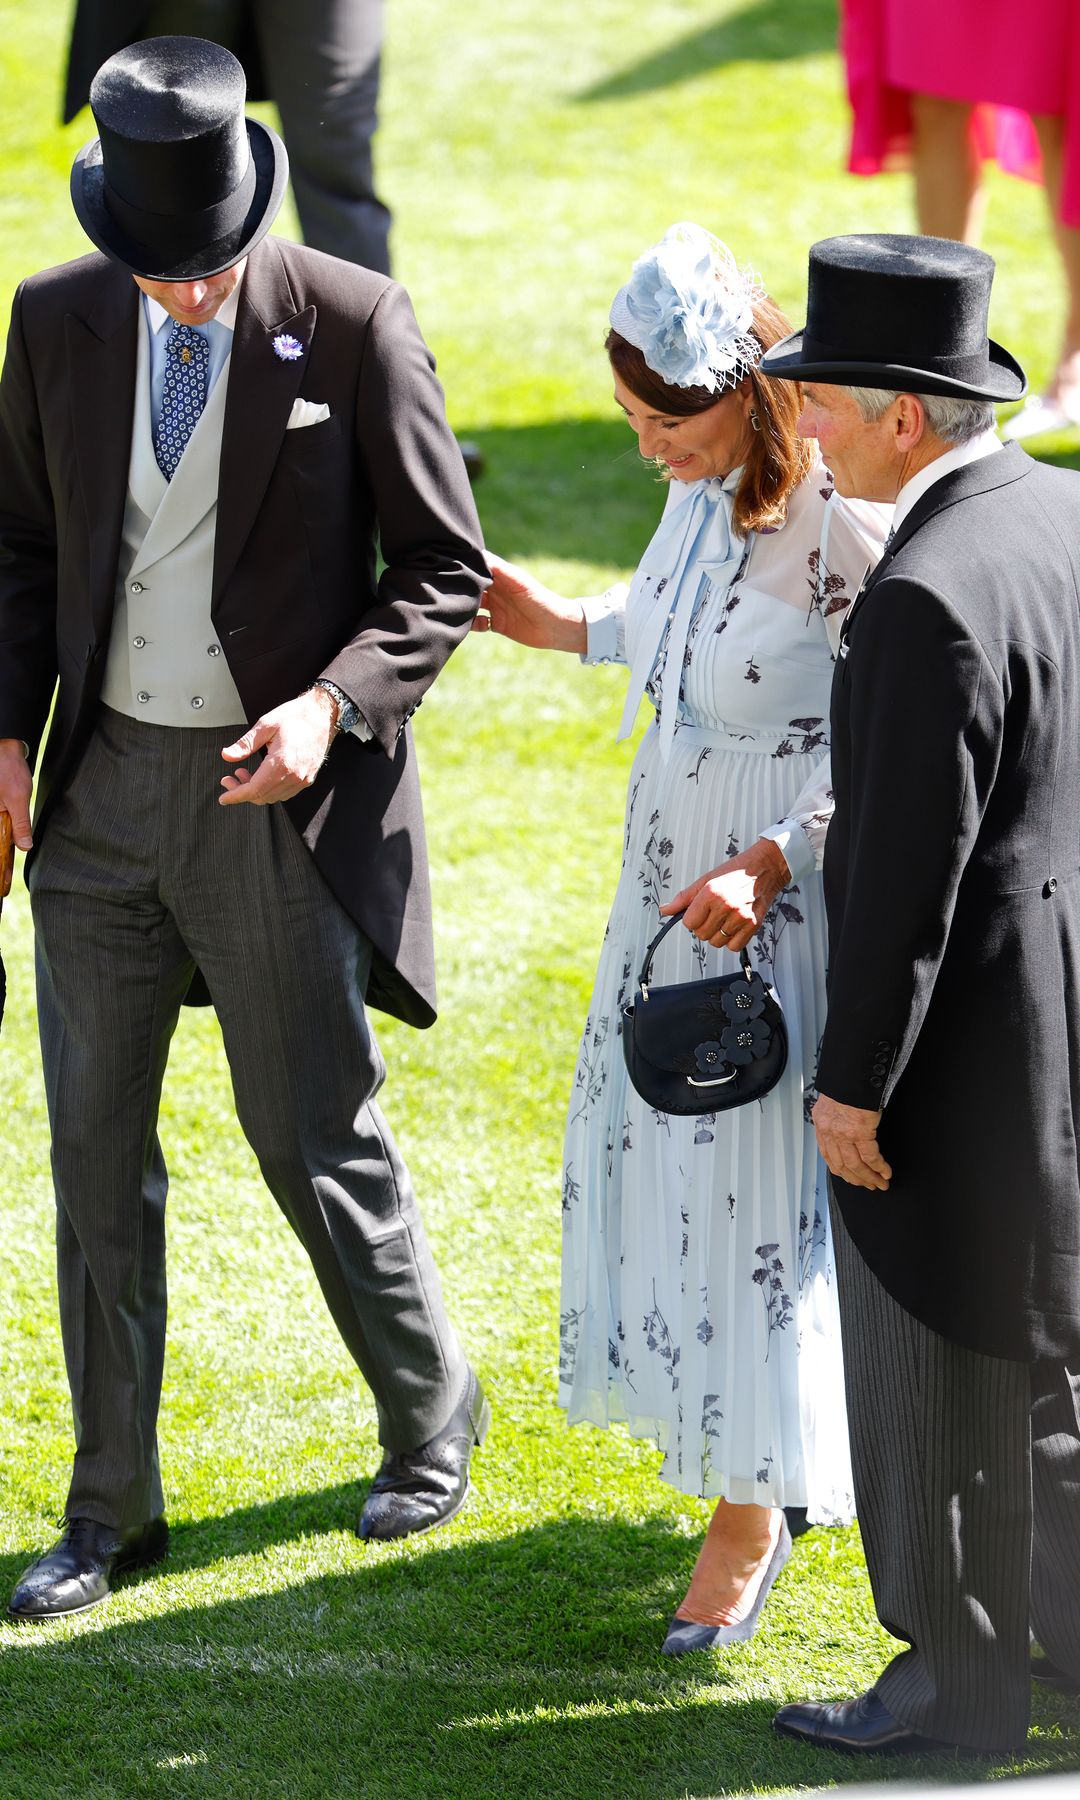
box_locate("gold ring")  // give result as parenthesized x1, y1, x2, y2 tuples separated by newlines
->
(719, 925, 731, 938)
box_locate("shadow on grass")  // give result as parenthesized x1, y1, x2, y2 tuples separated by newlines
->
(467, 415, 659, 569)
(0, 1509, 1078, 1797)
(577, 0, 837, 103)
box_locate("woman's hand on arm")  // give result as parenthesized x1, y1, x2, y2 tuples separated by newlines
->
(660, 837, 791, 953)
(473, 553, 587, 653)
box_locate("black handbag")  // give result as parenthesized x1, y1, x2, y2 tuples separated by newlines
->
(621, 911, 788, 1115)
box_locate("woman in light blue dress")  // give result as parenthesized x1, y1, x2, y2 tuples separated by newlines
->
(479, 226, 888, 1651)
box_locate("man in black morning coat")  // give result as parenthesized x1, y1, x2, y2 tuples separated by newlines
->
(760, 235, 1080, 1755)
(0, 39, 490, 1621)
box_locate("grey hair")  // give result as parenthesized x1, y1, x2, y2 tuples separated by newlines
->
(845, 385, 995, 446)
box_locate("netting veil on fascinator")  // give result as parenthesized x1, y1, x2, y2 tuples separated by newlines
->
(609, 222, 764, 393)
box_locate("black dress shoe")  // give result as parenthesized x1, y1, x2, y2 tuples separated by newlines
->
(357, 1369, 490, 1542)
(8, 1516, 169, 1621)
(773, 1691, 962, 1756)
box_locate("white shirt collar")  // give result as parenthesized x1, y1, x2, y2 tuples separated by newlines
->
(144, 259, 247, 337)
(892, 427, 1003, 532)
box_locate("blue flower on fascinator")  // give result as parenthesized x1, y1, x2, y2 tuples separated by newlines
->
(609, 223, 763, 392)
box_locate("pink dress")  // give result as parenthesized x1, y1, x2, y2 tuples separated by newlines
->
(842, 0, 1080, 226)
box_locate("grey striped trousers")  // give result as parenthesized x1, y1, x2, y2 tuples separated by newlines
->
(832, 1194, 1080, 1751)
(30, 707, 464, 1527)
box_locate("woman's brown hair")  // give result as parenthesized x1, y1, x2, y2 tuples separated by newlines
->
(605, 292, 812, 536)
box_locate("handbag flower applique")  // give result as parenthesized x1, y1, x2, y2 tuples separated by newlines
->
(721, 1015, 773, 1066)
(721, 976, 765, 1022)
(272, 332, 304, 362)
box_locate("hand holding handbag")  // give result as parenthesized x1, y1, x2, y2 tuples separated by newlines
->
(621, 910, 788, 1115)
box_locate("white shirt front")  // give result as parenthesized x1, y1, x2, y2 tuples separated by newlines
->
(892, 428, 1003, 533)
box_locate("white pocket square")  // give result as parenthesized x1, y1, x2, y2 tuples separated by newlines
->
(287, 399, 332, 429)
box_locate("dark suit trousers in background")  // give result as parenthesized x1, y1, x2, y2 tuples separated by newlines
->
(30, 706, 463, 1527)
(143, 0, 392, 274)
(831, 1195, 1080, 1749)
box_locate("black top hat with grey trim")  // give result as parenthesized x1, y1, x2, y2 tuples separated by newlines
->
(760, 233, 1026, 403)
(71, 36, 288, 281)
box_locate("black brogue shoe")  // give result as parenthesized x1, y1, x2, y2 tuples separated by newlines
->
(357, 1369, 490, 1542)
(8, 1516, 169, 1621)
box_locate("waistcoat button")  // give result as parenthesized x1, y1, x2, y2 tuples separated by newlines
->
(130, 581, 144, 594)
(191, 696, 204, 710)
(132, 636, 146, 649)
(136, 690, 150, 704)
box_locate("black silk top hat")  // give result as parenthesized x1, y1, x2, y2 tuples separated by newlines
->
(760, 233, 1026, 404)
(70, 36, 288, 281)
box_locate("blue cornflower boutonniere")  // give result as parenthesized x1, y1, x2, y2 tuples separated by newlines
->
(272, 333, 304, 363)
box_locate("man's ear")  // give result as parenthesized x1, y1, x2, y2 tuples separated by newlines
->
(893, 392, 929, 452)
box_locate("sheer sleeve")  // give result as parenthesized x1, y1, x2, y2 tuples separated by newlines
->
(760, 490, 891, 879)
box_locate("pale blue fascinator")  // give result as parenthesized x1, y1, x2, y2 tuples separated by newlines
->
(609, 222, 764, 392)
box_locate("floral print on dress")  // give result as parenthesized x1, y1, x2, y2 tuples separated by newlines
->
(807, 545, 851, 621)
(643, 1280, 681, 1391)
(562, 1165, 581, 1212)
(713, 586, 742, 637)
(799, 1206, 828, 1291)
(569, 1013, 610, 1124)
(754, 886, 805, 970)
(694, 1112, 715, 1145)
(753, 1243, 794, 1358)
(560, 464, 880, 1517)
(701, 1392, 725, 1485)
(774, 717, 829, 760)
(559, 1307, 583, 1381)
(638, 812, 675, 912)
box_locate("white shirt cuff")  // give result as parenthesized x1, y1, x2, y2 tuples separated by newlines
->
(760, 818, 817, 885)
(579, 587, 628, 665)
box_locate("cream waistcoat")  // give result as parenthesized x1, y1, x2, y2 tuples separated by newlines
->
(100, 308, 246, 726)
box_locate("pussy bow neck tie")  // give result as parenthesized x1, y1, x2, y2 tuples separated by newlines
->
(154, 323, 211, 480)
(618, 475, 741, 760)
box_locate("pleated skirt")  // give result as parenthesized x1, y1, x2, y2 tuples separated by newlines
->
(559, 721, 855, 1521)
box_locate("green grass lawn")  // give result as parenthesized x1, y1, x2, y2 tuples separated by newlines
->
(1, 0, 1079, 1794)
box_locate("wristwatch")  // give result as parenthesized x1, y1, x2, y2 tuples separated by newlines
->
(314, 677, 361, 737)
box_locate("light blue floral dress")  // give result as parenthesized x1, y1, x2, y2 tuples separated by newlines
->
(559, 461, 888, 1519)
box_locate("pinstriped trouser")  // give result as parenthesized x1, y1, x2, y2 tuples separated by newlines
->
(30, 707, 464, 1528)
(831, 1193, 1080, 1751)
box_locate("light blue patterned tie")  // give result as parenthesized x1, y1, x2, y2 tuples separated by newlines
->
(154, 323, 210, 480)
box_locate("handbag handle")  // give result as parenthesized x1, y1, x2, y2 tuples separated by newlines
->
(638, 909, 753, 997)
